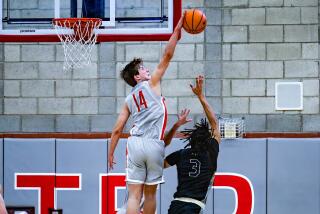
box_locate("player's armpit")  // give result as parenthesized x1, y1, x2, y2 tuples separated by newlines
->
(164, 160, 172, 169)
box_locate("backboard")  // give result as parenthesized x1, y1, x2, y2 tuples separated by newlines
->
(0, 0, 181, 42)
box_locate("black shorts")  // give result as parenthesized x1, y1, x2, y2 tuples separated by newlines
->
(168, 200, 201, 214)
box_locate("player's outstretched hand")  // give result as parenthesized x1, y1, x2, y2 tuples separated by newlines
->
(108, 154, 116, 170)
(176, 108, 192, 126)
(190, 75, 204, 97)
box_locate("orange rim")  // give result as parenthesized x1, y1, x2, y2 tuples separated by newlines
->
(52, 18, 102, 28)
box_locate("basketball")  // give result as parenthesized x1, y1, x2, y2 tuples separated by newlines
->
(183, 9, 207, 34)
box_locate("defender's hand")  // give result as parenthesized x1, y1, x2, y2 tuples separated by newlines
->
(190, 75, 204, 97)
(176, 109, 192, 126)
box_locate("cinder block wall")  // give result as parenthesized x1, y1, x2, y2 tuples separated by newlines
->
(0, 0, 319, 132)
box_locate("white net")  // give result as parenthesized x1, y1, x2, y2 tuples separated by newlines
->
(53, 18, 102, 70)
(219, 117, 245, 139)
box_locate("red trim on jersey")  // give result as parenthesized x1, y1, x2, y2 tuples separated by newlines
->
(132, 94, 140, 112)
(160, 98, 168, 140)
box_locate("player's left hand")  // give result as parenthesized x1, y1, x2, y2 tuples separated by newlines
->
(176, 108, 192, 126)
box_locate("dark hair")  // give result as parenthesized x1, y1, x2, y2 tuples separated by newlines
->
(120, 58, 143, 87)
(181, 118, 212, 152)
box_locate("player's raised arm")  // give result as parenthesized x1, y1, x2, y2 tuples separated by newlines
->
(108, 104, 130, 170)
(163, 109, 192, 147)
(190, 75, 221, 143)
(149, 12, 185, 89)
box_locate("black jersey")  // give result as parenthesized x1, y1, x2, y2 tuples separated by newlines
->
(165, 138, 219, 202)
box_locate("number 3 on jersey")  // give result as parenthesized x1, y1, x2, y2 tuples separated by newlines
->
(133, 90, 148, 112)
(189, 159, 201, 177)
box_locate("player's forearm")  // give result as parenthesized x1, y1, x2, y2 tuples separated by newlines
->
(198, 94, 218, 129)
(109, 129, 121, 156)
(163, 122, 180, 147)
(163, 27, 180, 59)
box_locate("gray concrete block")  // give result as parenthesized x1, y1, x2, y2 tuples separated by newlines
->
(0, 45, 3, 62)
(249, 0, 283, 6)
(183, 0, 204, 7)
(4, 45, 20, 61)
(56, 115, 90, 132)
(56, 80, 89, 97)
(178, 62, 204, 78)
(0, 116, 20, 132)
(39, 62, 71, 79)
(205, 8, 222, 25)
(21, 115, 55, 132)
(267, 115, 301, 132)
(303, 80, 319, 96)
(126, 44, 160, 61)
(178, 97, 203, 114)
(301, 7, 318, 24)
(224, 0, 248, 7)
(162, 62, 178, 79)
(99, 63, 116, 78)
(222, 80, 231, 96)
(206, 97, 222, 114)
(73, 98, 98, 114)
(165, 97, 178, 115)
(223, 26, 247, 43)
(172, 44, 195, 61)
(232, 8, 265, 25)
(232, 44, 265, 60)
(284, 0, 318, 6)
(91, 115, 118, 132)
(267, 43, 301, 60)
(250, 97, 276, 114)
(162, 80, 194, 96)
(10, 0, 37, 9)
(0, 63, 3, 79)
(302, 43, 318, 59)
(206, 26, 221, 43)
(4, 98, 37, 114)
(73, 63, 98, 79)
(284, 25, 318, 42)
(232, 80, 265, 96)
(99, 43, 115, 62)
(285, 61, 318, 78)
(196, 44, 204, 61)
(303, 115, 320, 131)
(116, 44, 125, 61)
(249, 26, 283, 42)
(243, 114, 266, 132)
(302, 97, 319, 114)
(223, 97, 249, 114)
(266, 8, 300, 24)
(21, 80, 54, 97)
(116, 97, 126, 114)
(223, 62, 248, 78)
(39, 98, 72, 114)
(205, 62, 222, 78)
(223, 9, 232, 25)
(4, 63, 38, 79)
(180, 31, 204, 44)
(0, 81, 3, 97)
(205, 79, 221, 96)
(4, 80, 20, 97)
(98, 79, 116, 96)
(206, 44, 221, 60)
(116, 80, 126, 97)
(249, 61, 283, 78)
(98, 97, 116, 114)
(21, 45, 55, 61)
(223, 44, 231, 60)
(205, 0, 221, 7)
(89, 80, 98, 96)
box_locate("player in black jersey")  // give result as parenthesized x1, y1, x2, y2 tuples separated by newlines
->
(163, 75, 221, 214)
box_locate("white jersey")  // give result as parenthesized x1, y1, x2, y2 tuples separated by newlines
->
(125, 81, 168, 140)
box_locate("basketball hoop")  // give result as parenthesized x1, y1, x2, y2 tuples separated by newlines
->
(53, 18, 102, 70)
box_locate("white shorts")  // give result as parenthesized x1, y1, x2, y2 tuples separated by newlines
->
(126, 136, 165, 185)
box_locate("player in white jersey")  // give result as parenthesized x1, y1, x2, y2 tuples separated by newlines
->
(0, 186, 8, 214)
(108, 12, 185, 214)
